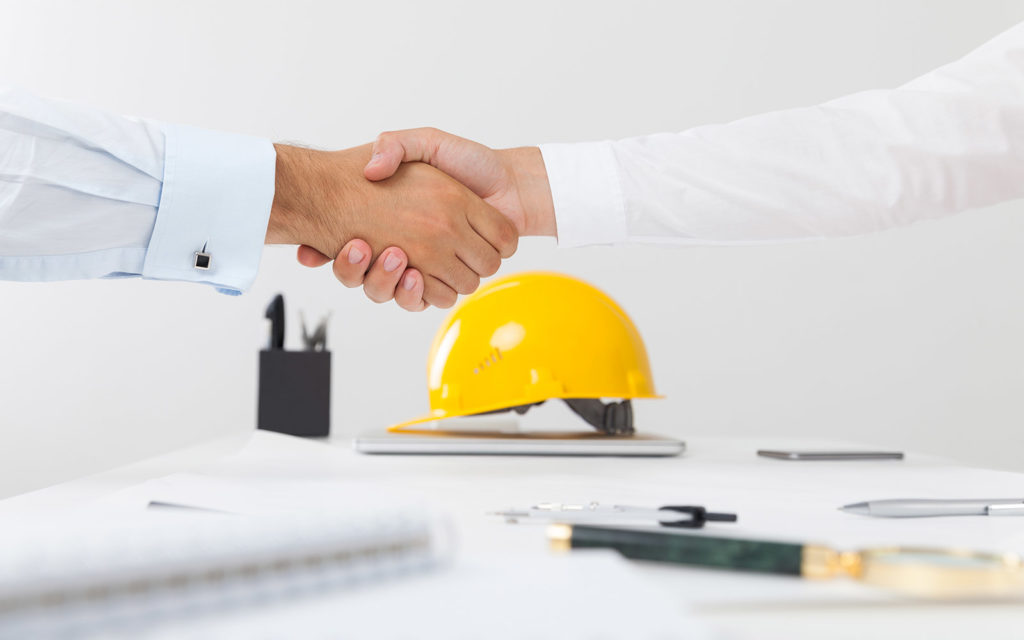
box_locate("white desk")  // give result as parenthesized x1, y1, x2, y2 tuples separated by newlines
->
(3, 431, 1024, 639)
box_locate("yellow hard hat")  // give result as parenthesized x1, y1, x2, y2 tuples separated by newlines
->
(389, 271, 661, 434)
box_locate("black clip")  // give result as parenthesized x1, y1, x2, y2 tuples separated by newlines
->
(562, 398, 634, 435)
(474, 398, 635, 435)
(658, 506, 738, 528)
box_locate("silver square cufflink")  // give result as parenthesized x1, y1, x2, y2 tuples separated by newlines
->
(193, 250, 212, 270)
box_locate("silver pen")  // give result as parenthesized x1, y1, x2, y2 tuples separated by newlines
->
(490, 502, 737, 527)
(840, 498, 1024, 518)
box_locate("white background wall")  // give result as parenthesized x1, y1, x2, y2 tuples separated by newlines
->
(1, 0, 1024, 498)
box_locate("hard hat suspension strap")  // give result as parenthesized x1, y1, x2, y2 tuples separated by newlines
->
(470, 398, 635, 435)
(562, 398, 634, 436)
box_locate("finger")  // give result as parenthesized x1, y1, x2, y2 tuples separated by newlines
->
(422, 275, 458, 309)
(443, 256, 481, 296)
(365, 128, 501, 196)
(456, 234, 502, 279)
(395, 269, 428, 312)
(364, 129, 437, 181)
(363, 247, 408, 303)
(296, 245, 332, 268)
(467, 201, 519, 258)
(330, 239, 373, 288)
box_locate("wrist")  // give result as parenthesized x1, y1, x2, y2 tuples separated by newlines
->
(502, 146, 556, 237)
(267, 144, 365, 255)
(267, 144, 316, 245)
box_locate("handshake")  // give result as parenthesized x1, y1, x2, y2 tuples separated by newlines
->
(267, 129, 555, 311)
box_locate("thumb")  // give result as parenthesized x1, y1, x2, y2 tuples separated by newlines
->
(296, 244, 333, 268)
(363, 128, 502, 198)
(363, 129, 433, 181)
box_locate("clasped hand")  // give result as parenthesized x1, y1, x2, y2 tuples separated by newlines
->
(278, 131, 553, 311)
(267, 142, 520, 310)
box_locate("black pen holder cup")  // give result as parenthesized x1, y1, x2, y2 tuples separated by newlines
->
(257, 350, 331, 437)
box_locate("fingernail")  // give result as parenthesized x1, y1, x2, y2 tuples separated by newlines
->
(383, 253, 401, 272)
(368, 153, 382, 165)
(403, 274, 416, 291)
(348, 247, 364, 264)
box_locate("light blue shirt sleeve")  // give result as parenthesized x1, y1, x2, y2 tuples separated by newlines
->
(0, 85, 276, 295)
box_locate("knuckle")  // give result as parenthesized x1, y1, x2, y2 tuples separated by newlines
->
(428, 286, 457, 309)
(398, 298, 424, 312)
(434, 210, 460, 234)
(498, 223, 518, 257)
(435, 294, 456, 309)
(481, 251, 502, 277)
(420, 126, 441, 139)
(364, 285, 391, 304)
(422, 276, 457, 309)
(332, 261, 362, 288)
(456, 273, 480, 295)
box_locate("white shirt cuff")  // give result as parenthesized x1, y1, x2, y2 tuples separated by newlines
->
(539, 141, 628, 247)
(142, 123, 276, 294)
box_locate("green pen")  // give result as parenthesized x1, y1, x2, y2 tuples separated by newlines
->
(549, 524, 806, 575)
(547, 524, 1024, 598)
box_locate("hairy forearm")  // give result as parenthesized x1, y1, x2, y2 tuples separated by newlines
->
(266, 144, 370, 253)
(267, 144, 320, 245)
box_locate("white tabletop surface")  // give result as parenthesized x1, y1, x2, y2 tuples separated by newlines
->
(3, 429, 1024, 639)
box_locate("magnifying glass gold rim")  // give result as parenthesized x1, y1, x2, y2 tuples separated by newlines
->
(854, 546, 1024, 598)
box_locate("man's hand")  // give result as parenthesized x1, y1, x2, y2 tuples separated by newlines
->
(296, 237, 430, 311)
(268, 143, 518, 308)
(296, 129, 555, 310)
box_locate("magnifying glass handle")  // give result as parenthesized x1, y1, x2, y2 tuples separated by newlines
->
(554, 525, 804, 575)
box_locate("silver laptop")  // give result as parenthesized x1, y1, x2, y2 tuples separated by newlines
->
(354, 419, 684, 457)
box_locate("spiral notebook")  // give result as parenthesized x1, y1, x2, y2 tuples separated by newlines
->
(0, 507, 448, 638)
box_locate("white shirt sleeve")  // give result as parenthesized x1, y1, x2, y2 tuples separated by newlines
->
(540, 21, 1024, 247)
(0, 86, 275, 294)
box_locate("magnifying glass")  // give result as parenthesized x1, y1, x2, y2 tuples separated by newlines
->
(549, 525, 1024, 598)
(801, 545, 1024, 597)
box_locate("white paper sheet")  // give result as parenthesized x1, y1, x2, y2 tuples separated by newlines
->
(63, 464, 710, 640)
(92, 430, 1024, 610)
(139, 552, 707, 640)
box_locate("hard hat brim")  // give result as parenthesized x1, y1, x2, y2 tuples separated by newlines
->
(387, 392, 663, 433)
